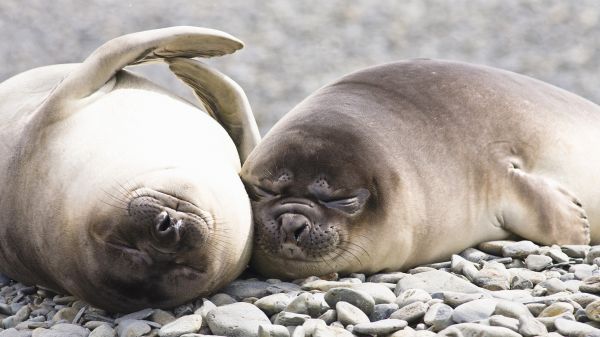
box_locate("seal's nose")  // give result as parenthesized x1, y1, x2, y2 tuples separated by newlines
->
(280, 213, 310, 243)
(153, 211, 182, 245)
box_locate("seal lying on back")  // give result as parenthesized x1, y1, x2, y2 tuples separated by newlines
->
(0, 27, 260, 312)
(242, 59, 597, 279)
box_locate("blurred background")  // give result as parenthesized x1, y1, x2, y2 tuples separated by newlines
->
(1, 0, 599, 134)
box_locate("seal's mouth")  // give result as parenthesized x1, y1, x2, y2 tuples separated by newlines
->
(105, 241, 206, 275)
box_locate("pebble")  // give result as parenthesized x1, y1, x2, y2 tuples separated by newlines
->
(389, 301, 428, 323)
(472, 263, 510, 290)
(317, 310, 336, 324)
(562, 245, 591, 258)
(349, 283, 396, 304)
(208, 293, 237, 307)
(335, 302, 369, 326)
(538, 302, 575, 317)
(395, 289, 431, 308)
(586, 299, 600, 322)
(258, 324, 289, 337)
(555, 317, 600, 337)
(395, 270, 483, 295)
(114, 309, 154, 324)
(255, 294, 292, 317)
(284, 293, 323, 317)
(324, 288, 374, 315)
(586, 246, 600, 264)
(423, 303, 453, 331)
(571, 264, 599, 280)
(206, 302, 271, 337)
(451, 299, 498, 323)
(273, 312, 311, 326)
(525, 254, 553, 271)
(441, 291, 484, 307)
(221, 280, 271, 301)
(352, 319, 407, 335)
(158, 314, 202, 337)
(581, 276, 600, 294)
(89, 325, 115, 337)
(502, 241, 540, 258)
(488, 315, 519, 332)
(115, 320, 151, 337)
(150, 310, 175, 326)
(367, 272, 408, 284)
(438, 322, 522, 337)
(370, 303, 399, 321)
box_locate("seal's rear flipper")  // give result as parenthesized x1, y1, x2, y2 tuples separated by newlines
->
(167, 58, 260, 163)
(33, 26, 243, 126)
(499, 165, 590, 245)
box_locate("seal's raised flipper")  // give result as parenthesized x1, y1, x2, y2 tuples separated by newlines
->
(167, 57, 260, 163)
(499, 165, 590, 245)
(33, 26, 243, 125)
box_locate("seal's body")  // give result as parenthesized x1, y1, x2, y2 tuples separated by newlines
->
(0, 27, 260, 312)
(242, 60, 597, 278)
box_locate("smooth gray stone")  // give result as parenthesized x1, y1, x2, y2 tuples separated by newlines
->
(158, 314, 202, 337)
(562, 245, 591, 258)
(273, 312, 310, 326)
(367, 272, 408, 284)
(547, 248, 570, 263)
(451, 299, 498, 323)
(221, 280, 272, 300)
(50, 323, 90, 336)
(581, 276, 600, 294)
(115, 320, 151, 337)
(478, 240, 516, 256)
(586, 246, 600, 264)
(395, 270, 484, 295)
(258, 324, 290, 337)
(438, 323, 522, 337)
(336, 301, 369, 326)
(571, 264, 599, 280)
(313, 325, 353, 337)
(150, 309, 176, 326)
(208, 293, 237, 306)
(494, 301, 548, 336)
(284, 293, 323, 317)
(502, 241, 540, 258)
(114, 309, 154, 324)
(352, 319, 407, 335)
(317, 310, 336, 325)
(266, 282, 301, 295)
(389, 301, 428, 323)
(255, 293, 293, 317)
(395, 288, 432, 308)
(349, 283, 396, 304)
(442, 291, 485, 308)
(0, 328, 32, 337)
(324, 287, 375, 315)
(489, 315, 519, 332)
(89, 325, 116, 337)
(423, 303, 453, 332)
(370, 303, 399, 321)
(586, 300, 600, 322)
(525, 254, 553, 271)
(538, 302, 575, 318)
(555, 317, 600, 337)
(206, 302, 271, 337)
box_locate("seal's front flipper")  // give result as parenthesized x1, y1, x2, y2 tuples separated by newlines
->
(34, 26, 243, 126)
(499, 165, 590, 245)
(167, 58, 260, 164)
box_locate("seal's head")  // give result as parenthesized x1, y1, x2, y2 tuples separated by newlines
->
(242, 96, 397, 278)
(74, 168, 251, 312)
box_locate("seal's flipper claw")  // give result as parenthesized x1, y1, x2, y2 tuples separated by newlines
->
(167, 57, 260, 164)
(35, 27, 243, 125)
(499, 167, 591, 245)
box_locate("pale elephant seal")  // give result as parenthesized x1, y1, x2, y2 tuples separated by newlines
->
(0, 27, 260, 312)
(242, 59, 597, 278)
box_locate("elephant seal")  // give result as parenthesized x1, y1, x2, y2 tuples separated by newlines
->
(242, 59, 598, 279)
(0, 27, 260, 312)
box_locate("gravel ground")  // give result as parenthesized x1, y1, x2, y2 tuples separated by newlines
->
(1, 1, 600, 133)
(2, 240, 600, 336)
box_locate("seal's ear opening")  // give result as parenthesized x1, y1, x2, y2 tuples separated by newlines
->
(321, 188, 370, 215)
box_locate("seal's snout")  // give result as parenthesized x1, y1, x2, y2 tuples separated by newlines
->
(153, 211, 182, 244)
(279, 213, 311, 243)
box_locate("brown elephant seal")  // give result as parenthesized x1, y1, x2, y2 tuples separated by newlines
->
(241, 59, 597, 279)
(0, 27, 260, 312)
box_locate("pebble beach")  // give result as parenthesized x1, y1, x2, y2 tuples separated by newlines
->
(2, 240, 600, 336)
